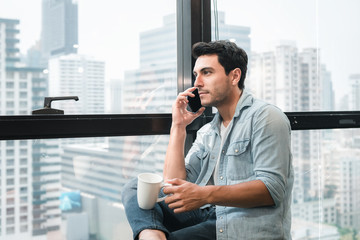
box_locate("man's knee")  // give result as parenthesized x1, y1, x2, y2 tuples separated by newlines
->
(121, 177, 137, 203)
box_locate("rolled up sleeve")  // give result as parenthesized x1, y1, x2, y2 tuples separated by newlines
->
(251, 105, 292, 207)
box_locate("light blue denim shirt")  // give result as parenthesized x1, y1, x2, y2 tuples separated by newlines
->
(185, 91, 294, 240)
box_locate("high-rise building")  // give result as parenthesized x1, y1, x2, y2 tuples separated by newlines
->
(31, 1, 79, 237)
(48, 54, 105, 114)
(321, 65, 334, 110)
(322, 143, 360, 232)
(349, 74, 360, 110)
(249, 44, 300, 111)
(41, 0, 78, 60)
(0, 18, 51, 239)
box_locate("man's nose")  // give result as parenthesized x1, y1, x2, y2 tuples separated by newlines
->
(194, 75, 203, 87)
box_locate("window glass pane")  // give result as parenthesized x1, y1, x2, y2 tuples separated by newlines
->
(0, 1, 176, 115)
(1, 136, 168, 239)
(1, 130, 360, 239)
(213, 0, 360, 112)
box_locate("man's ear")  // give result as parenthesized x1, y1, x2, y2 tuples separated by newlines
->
(231, 68, 241, 86)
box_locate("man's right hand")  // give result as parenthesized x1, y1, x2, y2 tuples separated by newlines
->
(172, 87, 205, 128)
(163, 87, 205, 181)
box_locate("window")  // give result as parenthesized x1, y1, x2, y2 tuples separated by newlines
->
(6, 169, 14, 176)
(19, 92, 27, 98)
(6, 159, 14, 166)
(6, 92, 14, 99)
(19, 82, 27, 89)
(6, 208, 14, 215)
(19, 206, 27, 214)
(6, 227, 15, 235)
(0, 1, 360, 240)
(19, 72, 27, 79)
(6, 179, 14, 186)
(6, 72, 14, 79)
(6, 101, 14, 108)
(20, 225, 28, 232)
(1, 0, 177, 115)
(6, 217, 15, 225)
(6, 198, 15, 205)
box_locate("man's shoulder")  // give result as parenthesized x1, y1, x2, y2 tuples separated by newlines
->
(248, 96, 286, 117)
(240, 97, 290, 129)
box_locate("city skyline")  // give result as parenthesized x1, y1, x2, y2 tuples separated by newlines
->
(1, 0, 359, 105)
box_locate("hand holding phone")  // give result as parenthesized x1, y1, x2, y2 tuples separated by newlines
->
(187, 88, 202, 112)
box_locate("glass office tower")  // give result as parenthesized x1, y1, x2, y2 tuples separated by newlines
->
(41, 0, 78, 59)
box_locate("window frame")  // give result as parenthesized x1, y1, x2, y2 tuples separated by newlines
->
(0, 0, 360, 141)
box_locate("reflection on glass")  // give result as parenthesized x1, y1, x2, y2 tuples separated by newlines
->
(1, 136, 168, 239)
(213, 0, 360, 238)
(60, 135, 168, 239)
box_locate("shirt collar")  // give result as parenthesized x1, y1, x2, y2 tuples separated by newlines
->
(210, 90, 254, 129)
(233, 90, 253, 118)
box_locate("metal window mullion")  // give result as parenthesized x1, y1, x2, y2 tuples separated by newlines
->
(177, 0, 212, 150)
(176, 0, 211, 93)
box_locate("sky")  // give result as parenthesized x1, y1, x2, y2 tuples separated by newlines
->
(0, 0, 175, 78)
(218, 0, 360, 102)
(1, 0, 359, 104)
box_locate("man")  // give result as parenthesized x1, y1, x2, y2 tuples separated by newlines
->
(122, 40, 294, 240)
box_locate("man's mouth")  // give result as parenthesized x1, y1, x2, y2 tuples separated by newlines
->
(198, 90, 207, 96)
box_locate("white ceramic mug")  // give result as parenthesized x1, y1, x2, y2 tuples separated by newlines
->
(137, 173, 169, 210)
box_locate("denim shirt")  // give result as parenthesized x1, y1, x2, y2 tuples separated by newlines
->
(185, 91, 294, 240)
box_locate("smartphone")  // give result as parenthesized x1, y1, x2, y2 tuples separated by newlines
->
(187, 88, 202, 112)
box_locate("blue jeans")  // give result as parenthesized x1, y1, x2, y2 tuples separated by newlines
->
(121, 178, 216, 240)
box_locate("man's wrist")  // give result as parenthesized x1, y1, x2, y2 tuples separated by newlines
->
(202, 185, 219, 205)
(170, 123, 187, 132)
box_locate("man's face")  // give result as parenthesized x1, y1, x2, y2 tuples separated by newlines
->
(193, 54, 233, 108)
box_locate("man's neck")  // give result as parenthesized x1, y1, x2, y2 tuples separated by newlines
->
(218, 90, 243, 127)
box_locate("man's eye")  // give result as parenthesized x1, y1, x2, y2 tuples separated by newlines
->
(203, 71, 211, 75)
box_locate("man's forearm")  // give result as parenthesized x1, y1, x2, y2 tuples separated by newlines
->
(163, 125, 187, 180)
(204, 180, 275, 208)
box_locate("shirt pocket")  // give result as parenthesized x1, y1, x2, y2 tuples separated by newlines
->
(225, 139, 253, 180)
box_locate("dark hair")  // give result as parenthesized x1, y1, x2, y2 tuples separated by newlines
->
(192, 40, 248, 89)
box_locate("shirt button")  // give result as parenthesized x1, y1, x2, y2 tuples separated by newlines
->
(219, 229, 224, 233)
(222, 150, 225, 154)
(220, 176, 223, 180)
(235, 149, 239, 153)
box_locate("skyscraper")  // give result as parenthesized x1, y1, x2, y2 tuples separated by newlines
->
(1, 18, 49, 239)
(48, 54, 105, 114)
(41, 0, 78, 61)
(321, 65, 334, 111)
(349, 74, 360, 110)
